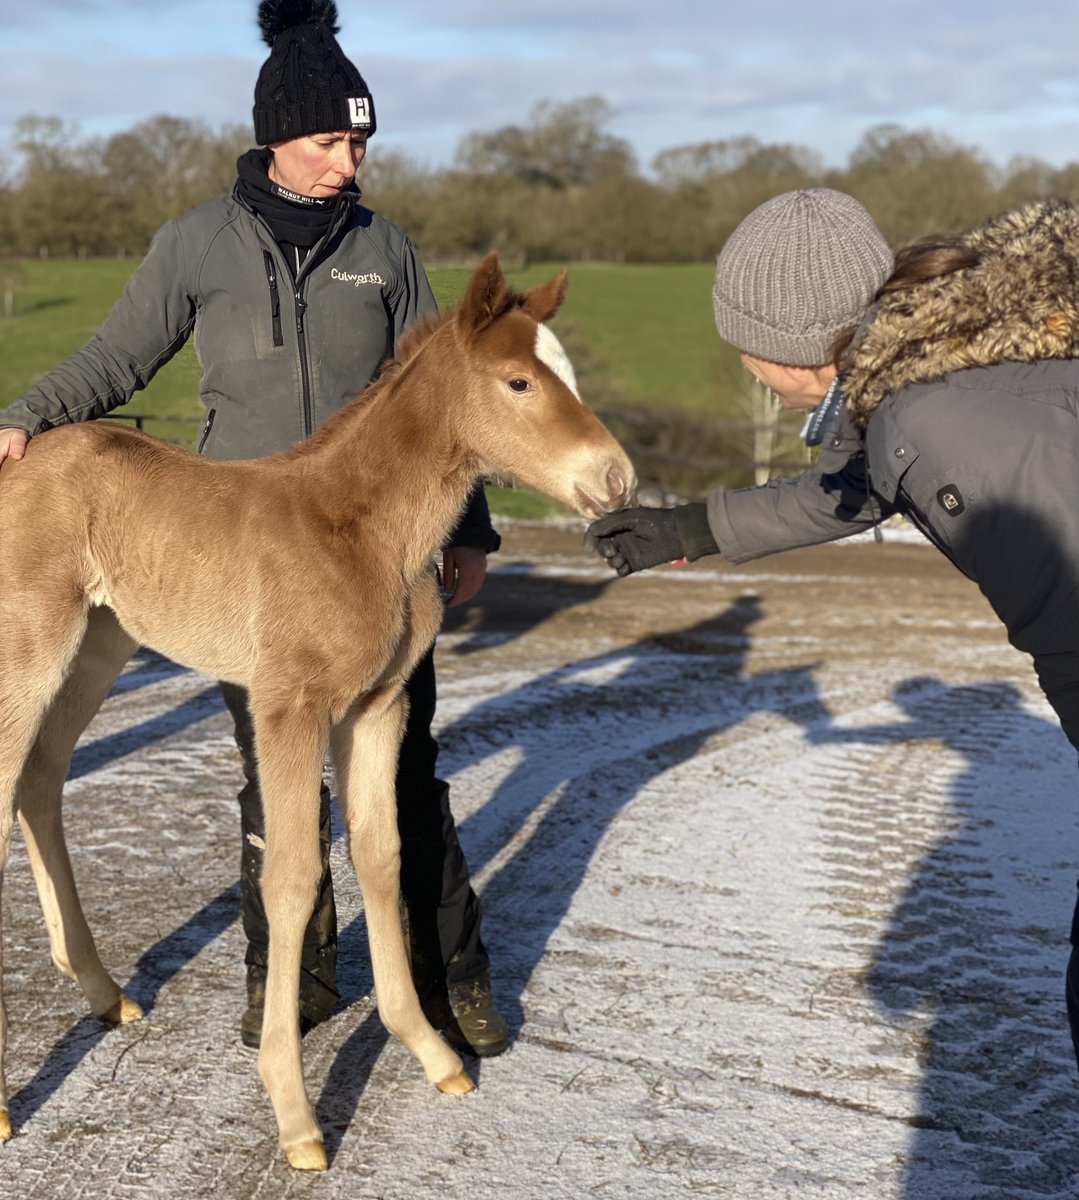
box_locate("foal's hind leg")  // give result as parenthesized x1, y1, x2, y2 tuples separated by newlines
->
(17, 606, 141, 1025)
(330, 690, 473, 1095)
(0, 599, 93, 1141)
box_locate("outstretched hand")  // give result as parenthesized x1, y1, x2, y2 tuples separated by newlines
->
(0, 427, 29, 467)
(585, 506, 686, 577)
(441, 545, 488, 607)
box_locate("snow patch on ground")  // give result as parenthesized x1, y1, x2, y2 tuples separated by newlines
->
(1, 534, 1075, 1199)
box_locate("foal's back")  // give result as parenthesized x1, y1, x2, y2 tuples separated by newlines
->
(0, 422, 407, 692)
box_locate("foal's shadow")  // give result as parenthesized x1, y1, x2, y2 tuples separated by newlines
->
(312, 919, 382, 1162)
(13, 588, 824, 1161)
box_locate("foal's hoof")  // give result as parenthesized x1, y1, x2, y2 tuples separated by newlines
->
(285, 1139, 328, 1171)
(101, 993, 144, 1026)
(0, 1107, 11, 1141)
(435, 1070, 476, 1096)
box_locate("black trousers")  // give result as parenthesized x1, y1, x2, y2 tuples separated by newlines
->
(1031, 650, 1079, 1073)
(220, 647, 488, 1023)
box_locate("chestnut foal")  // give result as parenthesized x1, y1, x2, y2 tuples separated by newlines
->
(0, 254, 635, 1169)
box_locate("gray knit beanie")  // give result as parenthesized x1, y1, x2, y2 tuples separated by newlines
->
(712, 189, 893, 365)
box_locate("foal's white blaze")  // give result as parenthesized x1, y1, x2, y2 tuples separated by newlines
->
(534, 323, 581, 402)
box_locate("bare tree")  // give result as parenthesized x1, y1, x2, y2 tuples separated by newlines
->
(101, 116, 252, 252)
(652, 136, 825, 260)
(9, 116, 108, 257)
(997, 155, 1079, 209)
(0, 156, 15, 257)
(843, 124, 998, 241)
(0, 108, 1074, 271)
(456, 95, 636, 188)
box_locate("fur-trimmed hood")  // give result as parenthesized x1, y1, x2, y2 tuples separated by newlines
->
(843, 200, 1079, 427)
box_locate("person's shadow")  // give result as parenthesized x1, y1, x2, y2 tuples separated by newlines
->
(430, 594, 832, 1038)
(442, 564, 618, 656)
(808, 675, 1079, 1196)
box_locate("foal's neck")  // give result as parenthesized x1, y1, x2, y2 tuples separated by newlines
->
(294, 330, 478, 575)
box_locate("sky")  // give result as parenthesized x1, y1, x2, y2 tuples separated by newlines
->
(0, 0, 1076, 174)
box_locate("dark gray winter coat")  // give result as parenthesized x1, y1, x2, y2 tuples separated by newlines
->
(0, 178, 498, 549)
(706, 201, 1079, 655)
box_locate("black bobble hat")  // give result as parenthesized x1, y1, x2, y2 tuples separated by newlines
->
(253, 0, 376, 145)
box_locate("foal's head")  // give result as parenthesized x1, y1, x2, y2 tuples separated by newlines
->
(449, 254, 635, 518)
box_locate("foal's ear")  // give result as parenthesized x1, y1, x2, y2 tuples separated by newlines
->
(458, 251, 510, 335)
(518, 268, 569, 324)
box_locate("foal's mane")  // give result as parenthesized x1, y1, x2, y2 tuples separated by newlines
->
(289, 286, 526, 459)
(288, 311, 447, 458)
(393, 311, 446, 367)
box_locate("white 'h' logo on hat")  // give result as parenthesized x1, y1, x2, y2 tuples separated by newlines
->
(347, 97, 372, 127)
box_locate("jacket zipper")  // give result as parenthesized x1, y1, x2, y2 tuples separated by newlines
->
(196, 407, 216, 453)
(292, 219, 339, 440)
(262, 251, 283, 347)
(243, 190, 351, 440)
(294, 279, 313, 437)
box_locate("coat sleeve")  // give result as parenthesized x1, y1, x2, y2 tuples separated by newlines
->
(705, 450, 891, 564)
(390, 235, 502, 553)
(389, 233, 439, 330)
(0, 220, 196, 435)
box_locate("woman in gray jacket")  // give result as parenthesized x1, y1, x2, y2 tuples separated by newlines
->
(0, 0, 507, 1057)
(587, 188, 1079, 1067)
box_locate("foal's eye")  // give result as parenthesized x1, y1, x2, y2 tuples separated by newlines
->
(508, 378, 531, 393)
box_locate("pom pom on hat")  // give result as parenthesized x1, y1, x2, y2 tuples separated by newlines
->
(253, 0, 375, 144)
(258, 0, 340, 46)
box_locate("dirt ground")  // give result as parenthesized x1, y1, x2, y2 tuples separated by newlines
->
(2, 519, 1076, 1198)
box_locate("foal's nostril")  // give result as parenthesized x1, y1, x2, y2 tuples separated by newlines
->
(605, 461, 635, 508)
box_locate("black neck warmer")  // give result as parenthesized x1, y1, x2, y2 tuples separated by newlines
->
(235, 147, 357, 249)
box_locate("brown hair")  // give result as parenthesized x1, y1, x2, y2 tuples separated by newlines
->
(832, 235, 981, 367)
(880, 237, 981, 293)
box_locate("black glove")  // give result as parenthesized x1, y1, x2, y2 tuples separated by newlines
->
(585, 503, 719, 577)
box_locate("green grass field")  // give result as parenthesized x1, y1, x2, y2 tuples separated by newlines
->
(0, 257, 748, 515)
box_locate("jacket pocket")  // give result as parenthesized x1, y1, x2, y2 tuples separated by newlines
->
(893, 455, 978, 561)
(196, 407, 216, 453)
(263, 251, 284, 347)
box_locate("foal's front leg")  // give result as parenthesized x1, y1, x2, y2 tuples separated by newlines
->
(249, 697, 331, 1171)
(330, 688, 473, 1096)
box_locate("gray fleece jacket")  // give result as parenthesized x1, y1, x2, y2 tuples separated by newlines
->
(707, 201, 1079, 655)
